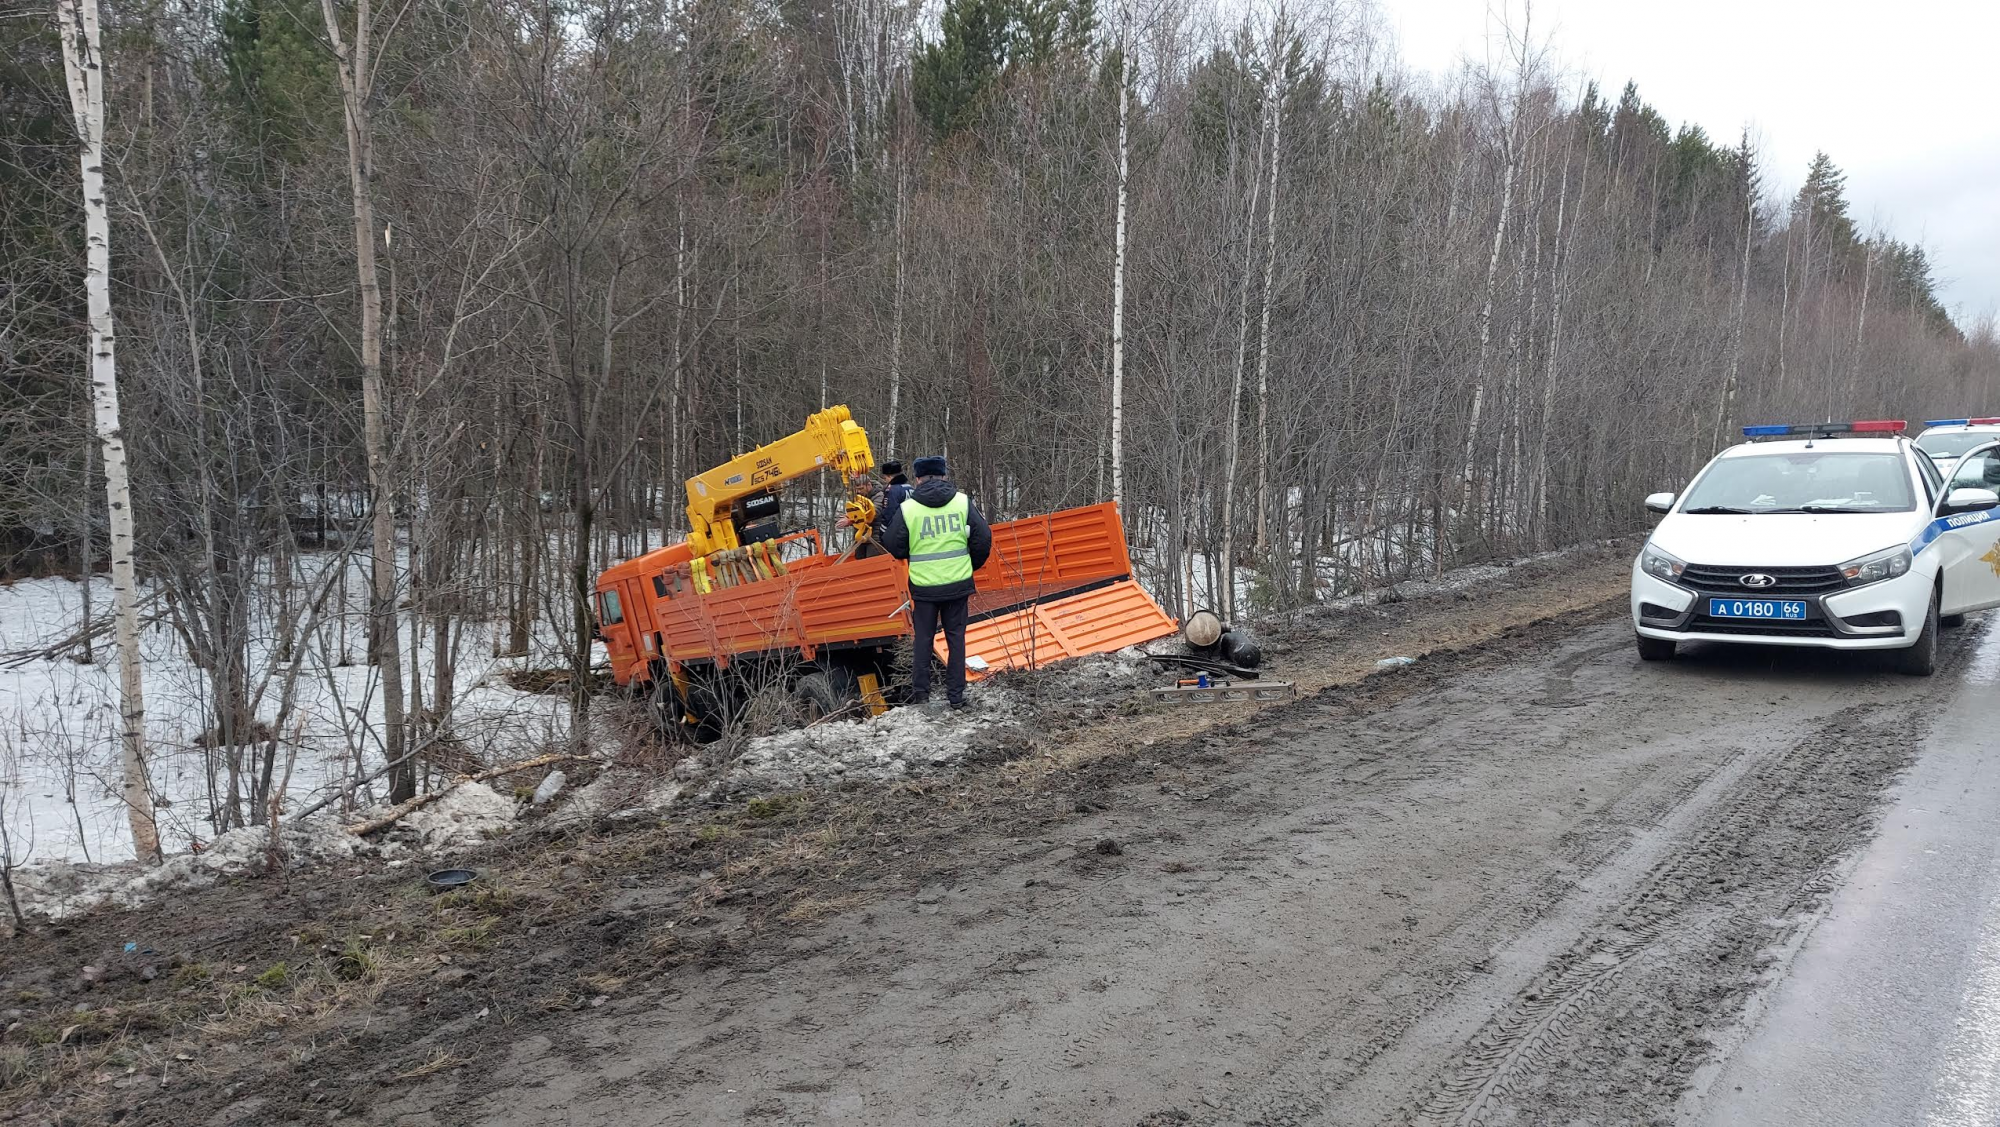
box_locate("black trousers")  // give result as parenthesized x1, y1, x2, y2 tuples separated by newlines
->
(910, 596, 970, 703)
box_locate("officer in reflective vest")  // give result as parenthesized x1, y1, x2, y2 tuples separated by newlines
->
(882, 455, 992, 709)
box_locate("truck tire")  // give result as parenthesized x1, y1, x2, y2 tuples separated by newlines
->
(792, 671, 850, 722)
(1896, 594, 1938, 677)
(647, 678, 683, 739)
(682, 673, 735, 742)
(1635, 634, 1676, 662)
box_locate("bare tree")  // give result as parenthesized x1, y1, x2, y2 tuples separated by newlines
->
(317, 0, 411, 801)
(56, 0, 159, 862)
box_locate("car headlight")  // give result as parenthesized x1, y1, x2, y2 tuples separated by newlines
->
(1838, 546, 1912, 587)
(1639, 544, 1687, 582)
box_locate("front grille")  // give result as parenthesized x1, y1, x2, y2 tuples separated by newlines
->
(1681, 564, 1847, 597)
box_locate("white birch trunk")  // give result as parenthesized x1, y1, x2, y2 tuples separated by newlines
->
(1108, 3, 1130, 512)
(1851, 245, 1874, 415)
(887, 158, 907, 456)
(1717, 179, 1755, 447)
(671, 203, 686, 506)
(319, 0, 410, 802)
(1535, 131, 1580, 538)
(57, 0, 160, 862)
(1219, 86, 1272, 622)
(1459, 110, 1522, 539)
(1252, 46, 1285, 554)
(1783, 206, 1810, 400)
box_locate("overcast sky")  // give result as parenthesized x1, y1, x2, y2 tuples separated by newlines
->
(1380, 0, 2000, 328)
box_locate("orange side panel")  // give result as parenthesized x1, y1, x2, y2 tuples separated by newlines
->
(793, 553, 910, 644)
(940, 578, 1176, 679)
(977, 503, 1133, 599)
(654, 552, 909, 665)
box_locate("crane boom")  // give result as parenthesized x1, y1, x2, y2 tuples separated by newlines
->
(685, 405, 876, 557)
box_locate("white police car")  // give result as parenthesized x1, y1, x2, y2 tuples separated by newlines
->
(1631, 420, 2000, 675)
(1915, 418, 2000, 474)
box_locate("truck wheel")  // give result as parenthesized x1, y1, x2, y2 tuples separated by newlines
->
(792, 671, 851, 722)
(682, 674, 735, 742)
(1635, 634, 1676, 662)
(1897, 594, 1938, 677)
(647, 678, 687, 740)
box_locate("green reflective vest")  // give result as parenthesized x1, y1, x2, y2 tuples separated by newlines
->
(901, 492, 973, 588)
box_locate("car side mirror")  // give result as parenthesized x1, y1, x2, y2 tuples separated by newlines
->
(1943, 487, 2000, 515)
(1644, 492, 1676, 515)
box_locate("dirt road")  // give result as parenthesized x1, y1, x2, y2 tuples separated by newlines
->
(373, 597, 1977, 1125)
(9, 545, 1982, 1127)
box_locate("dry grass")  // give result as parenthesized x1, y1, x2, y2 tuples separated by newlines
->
(779, 892, 876, 924)
(394, 1049, 466, 1080)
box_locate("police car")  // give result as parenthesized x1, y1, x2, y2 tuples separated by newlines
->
(1915, 418, 2000, 474)
(1631, 420, 2000, 675)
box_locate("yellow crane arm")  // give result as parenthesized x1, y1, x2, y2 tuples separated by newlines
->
(684, 405, 876, 557)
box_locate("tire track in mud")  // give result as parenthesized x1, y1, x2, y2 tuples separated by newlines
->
(1205, 626, 1948, 1127)
(1394, 687, 1949, 1127)
(1203, 628, 1710, 1127)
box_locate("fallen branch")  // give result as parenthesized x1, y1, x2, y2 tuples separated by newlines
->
(344, 752, 596, 837)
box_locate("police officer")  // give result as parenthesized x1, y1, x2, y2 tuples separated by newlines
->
(879, 460, 912, 512)
(882, 456, 992, 709)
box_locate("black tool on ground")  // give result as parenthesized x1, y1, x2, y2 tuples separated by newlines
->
(1177, 608, 1262, 671)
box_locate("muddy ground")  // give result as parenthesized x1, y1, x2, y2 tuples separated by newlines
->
(2, 537, 1974, 1127)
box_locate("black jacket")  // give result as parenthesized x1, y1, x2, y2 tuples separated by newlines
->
(882, 477, 993, 602)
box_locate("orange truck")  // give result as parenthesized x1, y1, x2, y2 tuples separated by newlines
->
(593, 406, 1177, 738)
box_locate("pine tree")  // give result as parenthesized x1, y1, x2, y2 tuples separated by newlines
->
(1793, 151, 1860, 264)
(912, 0, 1015, 136)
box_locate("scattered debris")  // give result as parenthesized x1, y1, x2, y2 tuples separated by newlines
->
(530, 769, 568, 805)
(1095, 838, 1124, 856)
(1375, 655, 1418, 669)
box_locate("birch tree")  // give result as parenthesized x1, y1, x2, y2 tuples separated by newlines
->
(1218, 61, 1271, 622)
(1250, 13, 1288, 554)
(56, 0, 160, 862)
(1108, 0, 1131, 511)
(318, 0, 411, 802)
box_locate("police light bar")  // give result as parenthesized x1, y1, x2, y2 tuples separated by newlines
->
(1742, 420, 1907, 438)
(1922, 418, 2000, 427)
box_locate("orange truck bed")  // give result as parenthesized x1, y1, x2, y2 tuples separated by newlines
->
(594, 502, 1176, 688)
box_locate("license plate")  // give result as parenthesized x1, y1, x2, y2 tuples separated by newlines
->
(1708, 598, 1808, 621)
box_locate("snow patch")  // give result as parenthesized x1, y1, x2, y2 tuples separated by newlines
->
(542, 769, 684, 828)
(712, 683, 1022, 795)
(400, 782, 519, 852)
(8, 782, 522, 921)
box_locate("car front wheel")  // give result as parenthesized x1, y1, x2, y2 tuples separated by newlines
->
(1896, 593, 1939, 677)
(1636, 634, 1677, 662)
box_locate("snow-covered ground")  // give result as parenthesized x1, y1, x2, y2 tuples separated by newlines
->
(0, 564, 568, 868)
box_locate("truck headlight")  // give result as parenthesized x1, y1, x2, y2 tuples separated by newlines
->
(1639, 544, 1687, 583)
(1838, 546, 1912, 587)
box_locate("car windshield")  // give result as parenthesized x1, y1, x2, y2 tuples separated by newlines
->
(1915, 431, 1995, 460)
(1678, 451, 1916, 514)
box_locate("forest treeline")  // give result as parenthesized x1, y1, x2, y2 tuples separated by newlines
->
(6, 0, 1998, 824)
